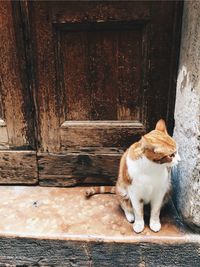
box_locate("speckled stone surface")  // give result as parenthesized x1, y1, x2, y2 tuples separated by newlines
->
(0, 186, 198, 244)
(173, 1, 200, 229)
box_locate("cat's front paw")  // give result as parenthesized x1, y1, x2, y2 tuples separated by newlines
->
(150, 221, 161, 232)
(133, 221, 144, 233)
(124, 211, 135, 223)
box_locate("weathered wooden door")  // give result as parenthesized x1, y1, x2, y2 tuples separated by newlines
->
(30, 1, 182, 186)
(0, 1, 183, 186)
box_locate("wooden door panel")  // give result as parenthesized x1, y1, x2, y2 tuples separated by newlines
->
(29, 1, 183, 186)
(31, 1, 151, 152)
(0, 1, 38, 184)
(58, 22, 143, 121)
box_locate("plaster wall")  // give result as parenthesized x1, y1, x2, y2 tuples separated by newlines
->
(173, 1, 200, 228)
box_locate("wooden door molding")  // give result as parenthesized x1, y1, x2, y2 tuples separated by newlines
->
(60, 121, 145, 148)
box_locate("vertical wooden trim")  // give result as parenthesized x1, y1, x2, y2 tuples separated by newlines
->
(0, 1, 39, 184)
(166, 1, 184, 135)
(0, 1, 25, 147)
(29, 1, 62, 152)
(145, 1, 183, 133)
(12, 0, 38, 149)
(140, 22, 150, 129)
(0, 1, 37, 149)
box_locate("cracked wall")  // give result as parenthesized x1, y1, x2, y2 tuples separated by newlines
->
(173, 1, 200, 229)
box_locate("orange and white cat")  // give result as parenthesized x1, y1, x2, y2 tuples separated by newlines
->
(86, 119, 180, 233)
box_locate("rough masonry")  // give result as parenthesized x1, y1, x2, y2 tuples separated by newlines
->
(173, 1, 200, 229)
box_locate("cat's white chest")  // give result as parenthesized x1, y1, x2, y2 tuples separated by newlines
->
(126, 155, 170, 204)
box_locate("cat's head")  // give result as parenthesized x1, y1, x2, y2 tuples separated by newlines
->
(141, 119, 180, 167)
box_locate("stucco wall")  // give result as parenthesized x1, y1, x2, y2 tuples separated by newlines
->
(173, 1, 200, 229)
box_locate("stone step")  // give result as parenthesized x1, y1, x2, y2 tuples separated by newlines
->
(0, 186, 199, 266)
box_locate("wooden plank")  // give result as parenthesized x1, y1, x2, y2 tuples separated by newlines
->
(51, 1, 151, 23)
(38, 150, 123, 186)
(0, 238, 199, 266)
(60, 121, 145, 148)
(0, 151, 38, 184)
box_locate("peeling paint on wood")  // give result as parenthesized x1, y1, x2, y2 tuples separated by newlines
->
(0, 238, 199, 266)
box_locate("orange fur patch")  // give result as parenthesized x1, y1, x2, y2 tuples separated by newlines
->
(142, 129, 176, 161)
(128, 141, 144, 161)
(118, 150, 131, 186)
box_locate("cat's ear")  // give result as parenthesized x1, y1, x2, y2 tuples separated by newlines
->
(155, 119, 167, 134)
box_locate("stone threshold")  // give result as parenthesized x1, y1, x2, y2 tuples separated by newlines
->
(0, 186, 199, 266)
(0, 186, 199, 243)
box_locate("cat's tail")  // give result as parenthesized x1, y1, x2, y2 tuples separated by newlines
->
(85, 186, 116, 198)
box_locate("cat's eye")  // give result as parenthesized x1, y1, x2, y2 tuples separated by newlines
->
(170, 153, 176, 157)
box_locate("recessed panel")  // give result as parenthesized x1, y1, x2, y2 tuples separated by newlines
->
(57, 23, 143, 121)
